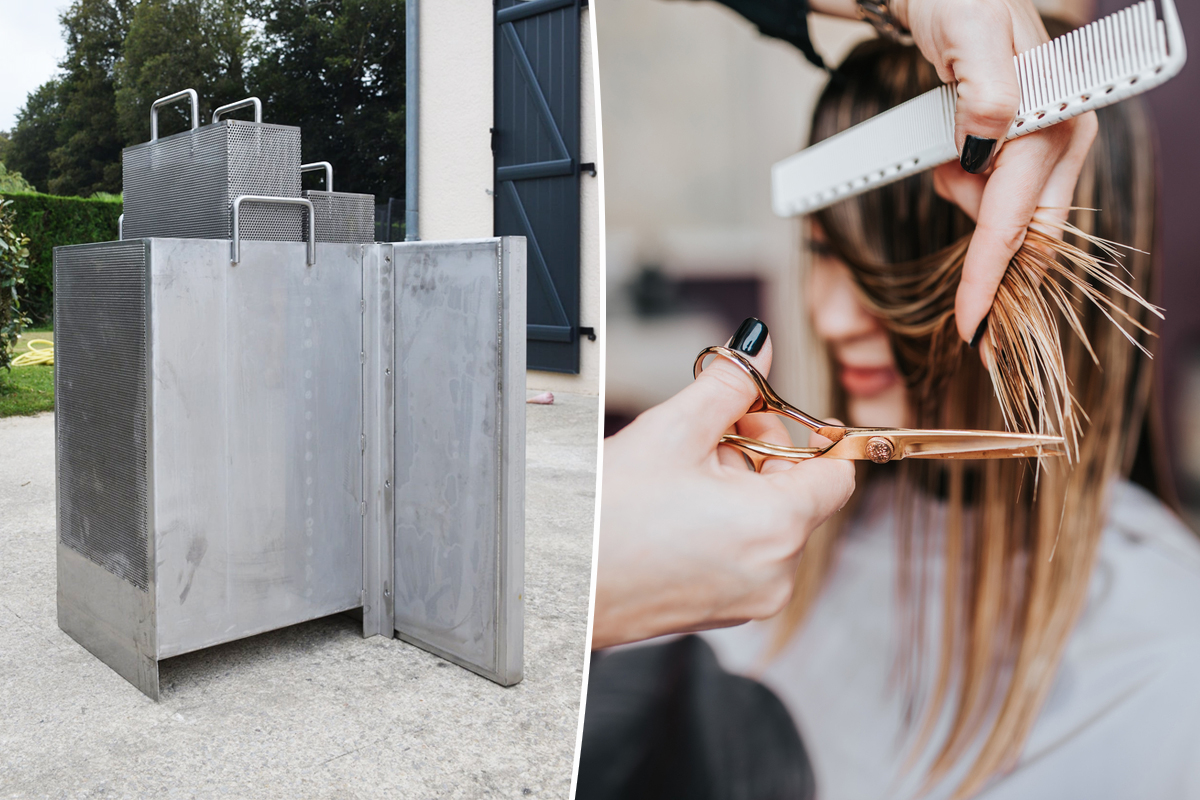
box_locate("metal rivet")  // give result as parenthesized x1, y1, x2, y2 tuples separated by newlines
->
(866, 436, 895, 464)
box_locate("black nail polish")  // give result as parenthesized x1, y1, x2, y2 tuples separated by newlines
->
(730, 317, 768, 356)
(969, 317, 989, 349)
(960, 135, 998, 174)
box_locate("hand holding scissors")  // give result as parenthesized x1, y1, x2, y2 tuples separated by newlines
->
(593, 323, 855, 649)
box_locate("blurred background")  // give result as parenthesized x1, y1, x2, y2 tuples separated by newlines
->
(597, 0, 1200, 529)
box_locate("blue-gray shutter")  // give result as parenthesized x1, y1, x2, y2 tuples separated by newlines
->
(494, 0, 582, 374)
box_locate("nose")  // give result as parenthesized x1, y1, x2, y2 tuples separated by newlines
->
(807, 258, 881, 345)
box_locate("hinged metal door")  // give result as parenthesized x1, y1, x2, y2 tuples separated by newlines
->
(377, 238, 527, 685)
(494, 0, 582, 373)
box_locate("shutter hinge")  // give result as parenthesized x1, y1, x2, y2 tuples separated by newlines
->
(490, 127, 497, 156)
(361, 433, 366, 451)
(360, 501, 367, 517)
(580, 162, 597, 177)
(579, 326, 597, 342)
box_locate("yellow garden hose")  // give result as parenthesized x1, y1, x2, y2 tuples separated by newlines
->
(11, 339, 54, 367)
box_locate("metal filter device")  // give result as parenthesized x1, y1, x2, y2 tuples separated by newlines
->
(121, 91, 305, 240)
(771, 0, 1187, 217)
(300, 161, 377, 243)
(55, 91, 527, 699)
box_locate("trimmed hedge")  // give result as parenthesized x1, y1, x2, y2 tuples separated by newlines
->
(0, 198, 32, 377)
(0, 191, 122, 324)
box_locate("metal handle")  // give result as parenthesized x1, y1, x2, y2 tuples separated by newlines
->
(212, 97, 263, 125)
(301, 162, 334, 192)
(231, 195, 315, 266)
(150, 89, 199, 141)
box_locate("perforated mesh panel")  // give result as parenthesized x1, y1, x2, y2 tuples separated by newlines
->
(123, 126, 229, 240)
(55, 242, 151, 591)
(304, 190, 376, 243)
(122, 120, 302, 241)
(228, 124, 303, 241)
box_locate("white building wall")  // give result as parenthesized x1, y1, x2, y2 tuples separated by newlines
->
(418, 0, 494, 240)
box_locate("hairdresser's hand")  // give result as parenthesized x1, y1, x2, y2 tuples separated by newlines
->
(592, 319, 855, 650)
(811, 0, 1098, 345)
(894, 0, 1098, 344)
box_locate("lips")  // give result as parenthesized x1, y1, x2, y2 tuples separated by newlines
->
(838, 364, 900, 397)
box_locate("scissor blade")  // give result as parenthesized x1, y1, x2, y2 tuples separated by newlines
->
(895, 430, 1065, 459)
(820, 429, 1065, 461)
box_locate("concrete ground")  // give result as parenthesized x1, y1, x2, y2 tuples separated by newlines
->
(0, 392, 598, 799)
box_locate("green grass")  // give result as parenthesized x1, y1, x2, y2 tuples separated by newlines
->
(2, 324, 55, 417)
(16, 327, 54, 349)
(0, 365, 54, 417)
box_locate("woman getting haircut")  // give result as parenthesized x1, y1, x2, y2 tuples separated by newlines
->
(700, 32, 1200, 799)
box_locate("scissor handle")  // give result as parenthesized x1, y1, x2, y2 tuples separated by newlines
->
(720, 434, 822, 472)
(693, 346, 841, 437)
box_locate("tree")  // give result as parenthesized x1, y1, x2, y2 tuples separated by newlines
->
(7, 0, 406, 202)
(6, 81, 64, 194)
(47, 0, 134, 196)
(0, 199, 31, 378)
(0, 164, 36, 194)
(248, 0, 405, 200)
(114, 0, 250, 143)
(6, 2, 131, 197)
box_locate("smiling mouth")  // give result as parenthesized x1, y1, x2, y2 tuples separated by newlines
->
(838, 365, 900, 397)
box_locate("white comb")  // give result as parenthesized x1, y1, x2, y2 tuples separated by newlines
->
(771, 0, 1187, 217)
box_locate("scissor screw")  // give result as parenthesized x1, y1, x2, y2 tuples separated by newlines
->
(866, 436, 894, 464)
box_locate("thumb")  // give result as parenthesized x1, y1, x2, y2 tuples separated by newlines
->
(661, 318, 773, 456)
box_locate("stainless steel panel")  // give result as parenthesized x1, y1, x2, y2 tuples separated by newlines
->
(149, 239, 365, 658)
(57, 544, 159, 699)
(122, 121, 303, 241)
(392, 237, 527, 686)
(54, 240, 157, 698)
(362, 244, 396, 638)
(54, 241, 152, 590)
(304, 190, 376, 243)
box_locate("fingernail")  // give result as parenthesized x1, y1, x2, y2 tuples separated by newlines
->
(730, 317, 768, 356)
(960, 135, 998, 174)
(968, 317, 989, 349)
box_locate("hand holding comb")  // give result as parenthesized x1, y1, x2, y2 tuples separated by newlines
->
(771, 0, 1186, 217)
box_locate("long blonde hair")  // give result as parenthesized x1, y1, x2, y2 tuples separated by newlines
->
(773, 34, 1171, 798)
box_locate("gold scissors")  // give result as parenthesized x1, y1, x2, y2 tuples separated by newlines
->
(695, 346, 1065, 472)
